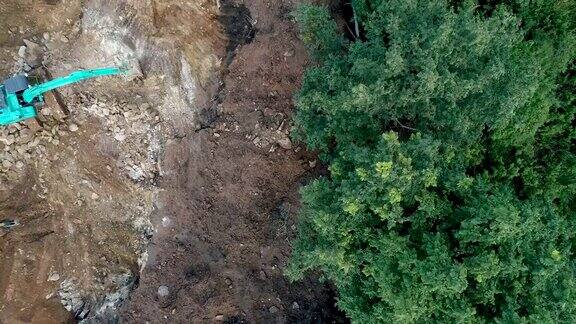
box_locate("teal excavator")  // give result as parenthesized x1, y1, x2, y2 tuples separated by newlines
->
(0, 67, 125, 126)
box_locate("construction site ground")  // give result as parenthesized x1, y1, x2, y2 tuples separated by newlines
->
(0, 0, 344, 323)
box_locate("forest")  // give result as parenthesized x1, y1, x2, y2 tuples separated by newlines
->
(288, 0, 576, 322)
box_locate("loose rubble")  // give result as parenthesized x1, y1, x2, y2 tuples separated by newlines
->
(0, 92, 162, 187)
(73, 94, 163, 185)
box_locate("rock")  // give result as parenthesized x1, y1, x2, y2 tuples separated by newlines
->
(157, 285, 169, 297)
(128, 166, 144, 181)
(18, 129, 31, 143)
(292, 302, 300, 310)
(40, 107, 52, 116)
(277, 137, 292, 150)
(48, 272, 60, 282)
(269, 306, 279, 314)
(5, 135, 15, 146)
(309, 160, 317, 168)
(28, 138, 40, 148)
(114, 132, 126, 142)
(18, 46, 26, 58)
(215, 315, 225, 321)
(91, 192, 99, 200)
(68, 124, 79, 132)
(7, 125, 18, 134)
(0, 219, 19, 230)
(259, 270, 267, 280)
(161, 217, 171, 228)
(122, 111, 132, 119)
(23, 39, 43, 67)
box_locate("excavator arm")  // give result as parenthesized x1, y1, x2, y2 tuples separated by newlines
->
(22, 67, 124, 104)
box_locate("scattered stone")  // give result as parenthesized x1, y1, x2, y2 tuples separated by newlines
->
(18, 46, 26, 58)
(4, 135, 15, 146)
(259, 270, 267, 280)
(157, 285, 170, 298)
(215, 315, 225, 321)
(40, 107, 52, 116)
(114, 132, 126, 142)
(277, 137, 292, 150)
(23, 39, 43, 67)
(68, 124, 79, 132)
(0, 219, 19, 230)
(269, 306, 279, 314)
(48, 273, 60, 282)
(128, 166, 144, 181)
(161, 217, 171, 228)
(91, 193, 99, 200)
(292, 302, 300, 310)
(309, 160, 317, 168)
(7, 125, 17, 134)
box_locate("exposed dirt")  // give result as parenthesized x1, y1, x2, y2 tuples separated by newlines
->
(120, 0, 344, 322)
(0, 0, 344, 323)
(0, 0, 221, 322)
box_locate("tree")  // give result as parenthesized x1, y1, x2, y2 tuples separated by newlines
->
(288, 0, 576, 322)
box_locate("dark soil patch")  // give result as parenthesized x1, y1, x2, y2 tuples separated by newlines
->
(220, 1, 256, 66)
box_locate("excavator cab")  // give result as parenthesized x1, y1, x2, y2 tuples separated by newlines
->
(0, 75, 38, 126)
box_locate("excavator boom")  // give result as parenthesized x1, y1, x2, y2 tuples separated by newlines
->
(0, 66, 125, 126)
(22, 67, 124, 103)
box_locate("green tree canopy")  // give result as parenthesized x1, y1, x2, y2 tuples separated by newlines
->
(288, 0, 576, 322)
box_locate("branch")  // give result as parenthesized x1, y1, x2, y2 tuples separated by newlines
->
(344, 21, 357, 40)
(394, 119, 418, 131)
(352, 3, 360, 38)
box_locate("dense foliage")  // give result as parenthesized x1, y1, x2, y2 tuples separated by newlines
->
(287, 0, 576, 322)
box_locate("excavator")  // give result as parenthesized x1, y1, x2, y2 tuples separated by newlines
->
(0, 67, 125, 126)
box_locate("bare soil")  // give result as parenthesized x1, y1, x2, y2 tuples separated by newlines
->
(0, 0, 345, 323)
(120, 0, 343, 322)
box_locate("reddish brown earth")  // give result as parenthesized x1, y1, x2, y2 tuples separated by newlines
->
(120, 0, 344, 323)
(0, 0, 345, 322)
